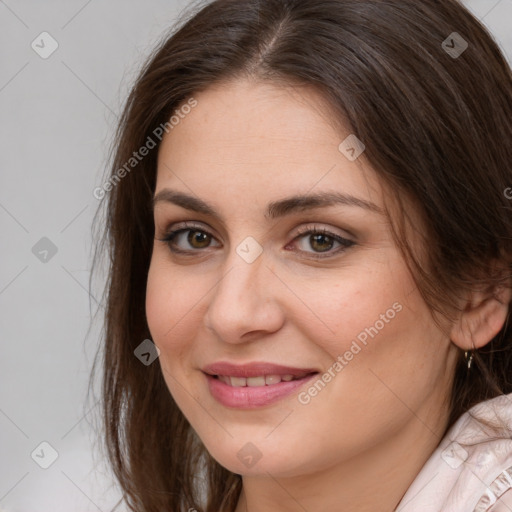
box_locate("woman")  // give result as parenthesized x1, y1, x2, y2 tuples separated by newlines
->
(91, 0, 512, 510)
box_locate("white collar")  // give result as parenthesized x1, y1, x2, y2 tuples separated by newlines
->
(397, 392, 512, 511)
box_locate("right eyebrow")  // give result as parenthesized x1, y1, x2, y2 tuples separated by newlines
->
(152, 189, 218, 216)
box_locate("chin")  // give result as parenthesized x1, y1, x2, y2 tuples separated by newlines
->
(199, 436, 311, 478)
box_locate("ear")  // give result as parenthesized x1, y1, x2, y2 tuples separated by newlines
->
(450, 280, 511, 351)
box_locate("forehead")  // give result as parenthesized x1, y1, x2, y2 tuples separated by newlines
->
(155, 78, 383, 210)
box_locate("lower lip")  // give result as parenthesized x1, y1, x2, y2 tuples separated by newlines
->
(204, 373, 318, 408)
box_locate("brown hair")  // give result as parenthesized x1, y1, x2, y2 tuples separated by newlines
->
(90, 0, 512, 510)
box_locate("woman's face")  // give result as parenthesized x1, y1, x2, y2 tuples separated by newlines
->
(146, 78, 458, 477)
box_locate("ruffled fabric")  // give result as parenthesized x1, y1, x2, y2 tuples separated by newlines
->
(397, 392, 512, 511)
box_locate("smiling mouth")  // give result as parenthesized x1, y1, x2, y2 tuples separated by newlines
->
(204, 368, 320, 408)
(213, 373, 317, 387)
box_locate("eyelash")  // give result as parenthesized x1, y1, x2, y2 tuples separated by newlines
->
(156, 221, 355, 260)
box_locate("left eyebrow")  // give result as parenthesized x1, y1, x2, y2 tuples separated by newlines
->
(265, 191, 384, 218)
(151, 188, 384, 220)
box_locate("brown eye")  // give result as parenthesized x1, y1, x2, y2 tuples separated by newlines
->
(187, 230, 211, 249)
(309, 233, 335, 253)
(157, 224, 221, 254)
(291, 226, 355, 259)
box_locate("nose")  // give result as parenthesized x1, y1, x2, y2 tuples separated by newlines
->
(203, 248, 285, 344)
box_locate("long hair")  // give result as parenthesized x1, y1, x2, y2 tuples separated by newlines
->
(90, 1, 512, 510)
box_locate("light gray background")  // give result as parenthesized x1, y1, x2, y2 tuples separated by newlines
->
(0, 1, 511, 511)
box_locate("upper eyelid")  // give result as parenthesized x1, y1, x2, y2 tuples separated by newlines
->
(162, 220, 220, 239)
(294, 224, 352, 239)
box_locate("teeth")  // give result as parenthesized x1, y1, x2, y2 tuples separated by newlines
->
(230, 377, 247, 387)
(216, 374, 302, 387)
(217, 375, 231, 385)
(247, 376, 266, 387)
(265, 374, 281, 385)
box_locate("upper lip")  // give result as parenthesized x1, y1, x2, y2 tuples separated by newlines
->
(202, 361, 319, 378)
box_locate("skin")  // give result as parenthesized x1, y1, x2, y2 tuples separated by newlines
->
(145, 78, 510, 512)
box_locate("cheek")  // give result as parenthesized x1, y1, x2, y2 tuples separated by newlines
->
(146, 263, 173, 344)
(289, 256, 418, 360)
(289, 253, 445, 416)
(145, 256, 225, 384)
(288, 277, 447, 463)
(145, 261, 206, 406)
(145, 259, 201, 353)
